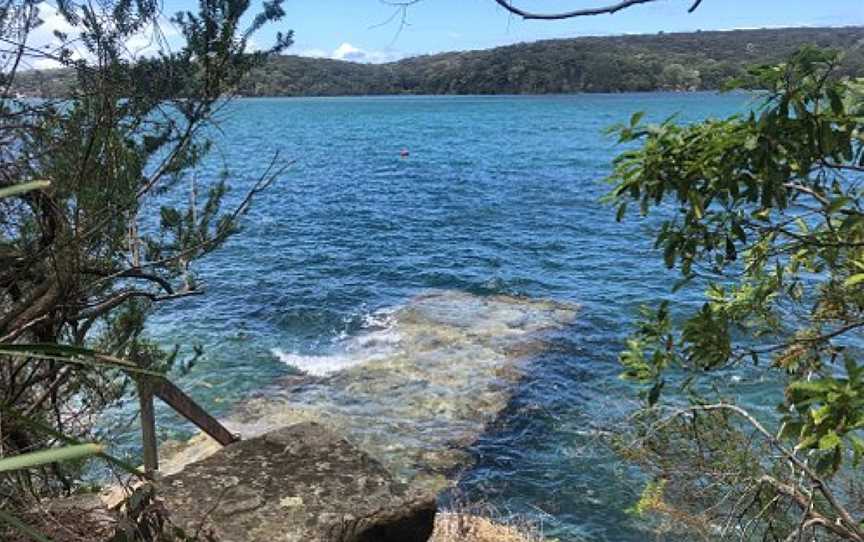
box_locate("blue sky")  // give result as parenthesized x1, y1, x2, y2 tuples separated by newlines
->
(223, 0, 864, 62)
(25, 0, 864, 69)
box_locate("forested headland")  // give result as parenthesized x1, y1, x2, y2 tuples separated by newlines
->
(14, 26, 864, 98)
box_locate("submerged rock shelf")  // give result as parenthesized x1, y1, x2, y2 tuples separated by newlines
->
(162, 290, 579, 493)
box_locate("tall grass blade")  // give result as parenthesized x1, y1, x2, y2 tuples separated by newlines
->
(0, 345, 163, 376)
(0, 181, 51, 199)
(0, 408, 145, 477)
(0, 444, 104, 473)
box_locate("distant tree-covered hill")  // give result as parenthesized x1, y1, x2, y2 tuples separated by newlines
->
(13, 26, 864, 98)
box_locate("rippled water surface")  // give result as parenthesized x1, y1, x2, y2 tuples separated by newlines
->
(127, 93, 758, 541)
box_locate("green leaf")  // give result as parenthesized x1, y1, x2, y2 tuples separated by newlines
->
(663, 241, 678, 268)
(851, 435, 864, 466)
(811, 405, 831, 426)
(845, 274, 864, 287)
(0, 180, 50, 199)
(688, 192, 704, 219)
(797, 433, 820, 450)
(844, 356, 862, 381)
(826, 196, 851, 214)
(818, 431, 841, 451)
(828, 87, 844, 115)
(647, 379, 664, 406)
(672, 275, 693, 293)
(779, 420, 804, 440)
(0, 443, 103, 473)
(788, 379, 833, 395)
(752, 208, 771, 221)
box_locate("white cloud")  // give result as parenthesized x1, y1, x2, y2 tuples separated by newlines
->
(305, 42, 402, 64)
(245, 37, 263, 53)
(332, 42, 365, 61)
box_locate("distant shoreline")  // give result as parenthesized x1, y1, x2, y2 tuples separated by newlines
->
(12, 26, 863, 99)
(231, 89, 745, 99)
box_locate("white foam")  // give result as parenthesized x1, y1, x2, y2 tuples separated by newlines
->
(349, 327, 401, 350)
(361, 306, 397, 329)
(272, 306, 405, 377)
(271, 348, 362, 376)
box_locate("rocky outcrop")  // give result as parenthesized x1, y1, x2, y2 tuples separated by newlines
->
(160, 422, 436, 542)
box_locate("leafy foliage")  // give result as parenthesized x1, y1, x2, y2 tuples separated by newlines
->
(609, 47, 864, 539)
(0, 0, 290, 534)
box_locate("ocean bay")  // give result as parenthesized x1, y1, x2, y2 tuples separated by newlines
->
(130, 93, 757, 541)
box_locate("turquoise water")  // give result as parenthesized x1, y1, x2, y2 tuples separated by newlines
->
(128, 93, 760, 541)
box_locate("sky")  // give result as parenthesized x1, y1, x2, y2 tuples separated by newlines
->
(225, 0, 864, 62)
(22, 0, 864, 68)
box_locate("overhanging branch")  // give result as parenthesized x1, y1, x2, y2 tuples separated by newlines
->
(491, 0, 705, 20)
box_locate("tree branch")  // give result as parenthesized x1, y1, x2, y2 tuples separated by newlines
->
(490, 0, 702, 20)
(651, 404, 864, 541)
(82, 267, 176, 295)
(71, 289, 202, 322)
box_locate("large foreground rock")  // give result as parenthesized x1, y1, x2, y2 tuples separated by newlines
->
(160, 422, 436, 542)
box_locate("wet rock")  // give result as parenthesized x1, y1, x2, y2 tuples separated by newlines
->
(160, 422, 436, 542)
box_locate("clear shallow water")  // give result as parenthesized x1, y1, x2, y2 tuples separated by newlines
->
(116, 93, 764, 541)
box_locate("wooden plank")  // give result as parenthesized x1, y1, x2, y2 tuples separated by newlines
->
(137, 380, 159, 475)
(152, 378, 239, 447)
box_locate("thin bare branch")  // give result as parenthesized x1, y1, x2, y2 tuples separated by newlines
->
(490, 0, 698, 20)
